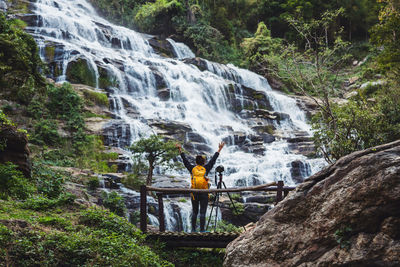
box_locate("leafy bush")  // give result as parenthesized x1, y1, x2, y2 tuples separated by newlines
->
(215, 220, 242, 233)
(38, 216, 72, 229)
(33, 163, 65, 198)
(21, 193, 75, 211)
(0, 14, 46, 104)
(1, 206, 173, 266)
(101, 191, 127, 216)
(87, 176, 100, 191)
(122, 173, 145, 190)
(30, 119, 61, 146)
(0, 162, 35, 200)
(79, 208, 140, 238)
(134, 0, 184, 34)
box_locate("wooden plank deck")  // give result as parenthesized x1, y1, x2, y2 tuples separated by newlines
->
(146, 232, 240, 248)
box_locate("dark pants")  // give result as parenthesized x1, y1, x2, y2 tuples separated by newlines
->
(191, 193, 208, 232)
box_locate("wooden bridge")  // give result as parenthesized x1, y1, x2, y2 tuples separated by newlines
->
(140, 181, 295, 248)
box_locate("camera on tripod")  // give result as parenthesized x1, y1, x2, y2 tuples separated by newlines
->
(215, 165, 224, 173)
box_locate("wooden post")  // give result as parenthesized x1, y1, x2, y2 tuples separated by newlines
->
(157, 193, 165, 232)
(276, 180, 284, 204)
(140, 185, 147, 233)
(284, 189, 289, 198)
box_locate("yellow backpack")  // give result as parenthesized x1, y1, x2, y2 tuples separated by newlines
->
(191, 165, 209, 189)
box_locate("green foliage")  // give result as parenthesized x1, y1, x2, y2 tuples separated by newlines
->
(87, 176, 100, 191)
(65, 58, 96, 87)
(122, 172, 145, 190)
(38, 216, 73, 229)
(370, 0, 400, 74)
(21, 193, 76, 211)
(0, 14, 46, 104)
(30, 119, 61, 146)
(0, 202, 172, 267)
(101, 191, 127, 216)
(153, 244, 224, 267)
(130, 135, 179, 185)
(215, 220, 242, 233)
(74, 135, 119, 173)
(82, 89, 109, 107)
(134, 0, 184, 34)
(0, 162, 34, 200)
(241, 22, 282, 68)
(230, 201, 244, 216)
(313, 78, 400, 162)
(33, 163, 65, 198)
(47, 82, 83, 123)
(79, 207, 141, 238)
(334, 226, 352, 249)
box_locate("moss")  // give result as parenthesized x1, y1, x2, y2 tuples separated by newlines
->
(44, 45, 55, 62)
(82, 89, 109, 107)
(98, 67, 118, 89)
(253, 92, 264, 100)
(65, 58, 96, 87)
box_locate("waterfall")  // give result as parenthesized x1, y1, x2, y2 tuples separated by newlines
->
(26, 0, 326, 230)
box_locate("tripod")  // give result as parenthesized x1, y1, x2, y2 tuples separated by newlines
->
(206, 171, 244, 231)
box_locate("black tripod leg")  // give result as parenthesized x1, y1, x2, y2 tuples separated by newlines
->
(222, 182, 246, 231)
(206, 181, 222, 231)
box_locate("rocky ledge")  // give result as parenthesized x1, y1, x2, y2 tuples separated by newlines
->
(225, 140, 400, 267)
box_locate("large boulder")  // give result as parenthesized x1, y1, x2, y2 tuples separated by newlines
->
(224, 140, 400, 267)
(0, 125, 31, 177)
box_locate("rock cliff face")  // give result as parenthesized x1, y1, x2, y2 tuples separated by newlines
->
(225, 140, 400, 267)
(0, 125, 31, 177)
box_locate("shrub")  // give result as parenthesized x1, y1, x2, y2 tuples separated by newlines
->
(87, 176, 100, 191)
(0, 162, 35, 200)
(31, 119, 61, 146)
(79, 208, 141, 238)
(33, 163, 65, 198)
(21, 193, 75, 211)
(122, 173, 145, 190)
(38, 216, 72, 229)
(101, 191, 127, 216)
(215, 220, 242, 233)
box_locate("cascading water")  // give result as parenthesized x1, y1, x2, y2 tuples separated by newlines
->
(26, 0, 326, 231)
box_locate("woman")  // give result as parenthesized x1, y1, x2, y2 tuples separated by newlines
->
(176, 142, 225, 232)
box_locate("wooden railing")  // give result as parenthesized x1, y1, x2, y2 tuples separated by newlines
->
(140, 180, 295, 233)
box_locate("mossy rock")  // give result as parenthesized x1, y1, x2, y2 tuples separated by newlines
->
(44, 45, 55, 62)
(6, 0, 31, 14)
(66, 58, 96, 87)
(98, 66, 118, 89)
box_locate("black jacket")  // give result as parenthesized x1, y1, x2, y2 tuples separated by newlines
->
(180, 152, 220, 176)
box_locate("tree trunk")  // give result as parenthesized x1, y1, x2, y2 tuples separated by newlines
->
(147, 160, 154, 186)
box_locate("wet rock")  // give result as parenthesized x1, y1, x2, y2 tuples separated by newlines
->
(148, 37, 175, 58)
(151, 69, 168, 89)
(18, 14, 43, 27)
(103, 120, 132, 148)
(0, 125, 31, 178)
(225, 140, 400, 267)
(185, 132, 207, 144)
(157, 88, 170, 101)
(182, 57, 208, 71)
(290, 160, 311, 184)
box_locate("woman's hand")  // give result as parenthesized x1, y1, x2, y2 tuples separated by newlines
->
(175, 143, 182, 153)
(218, 142, 225, 153)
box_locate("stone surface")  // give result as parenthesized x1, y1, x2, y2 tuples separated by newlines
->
(0, 125, 31, 177)
(225, 140, 400, 267)
(148, 36, 175, 58)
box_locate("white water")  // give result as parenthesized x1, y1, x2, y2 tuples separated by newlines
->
(28, 0, 326, 230)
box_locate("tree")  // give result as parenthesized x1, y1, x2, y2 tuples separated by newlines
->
(130, 135, 179, 186)
(260, 9, 352, 163)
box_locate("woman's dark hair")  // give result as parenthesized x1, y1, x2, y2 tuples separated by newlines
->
(195, 155, 206, 166)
